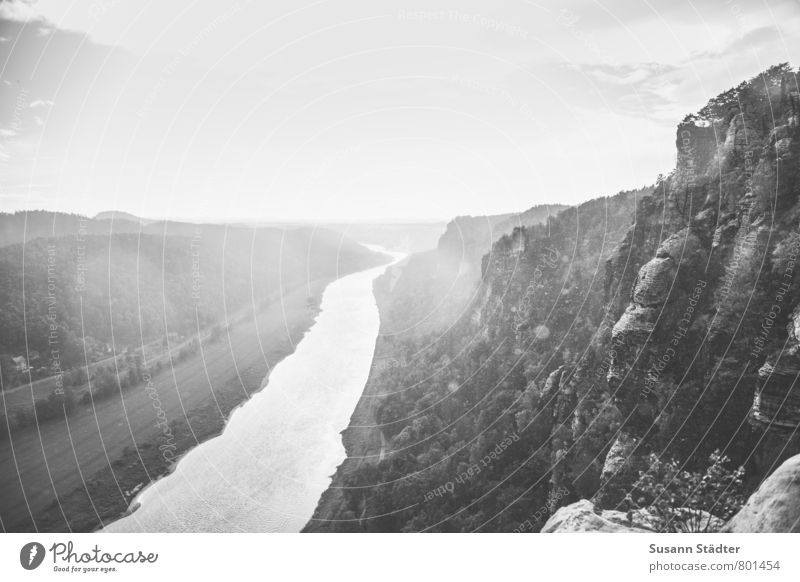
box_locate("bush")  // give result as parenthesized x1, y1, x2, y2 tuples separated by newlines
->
(127, 366, 140, 386)
(65, 366, 88, 387)
(630, 451, 745, 532)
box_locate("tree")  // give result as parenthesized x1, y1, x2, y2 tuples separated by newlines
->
(630, 451, 745, 532)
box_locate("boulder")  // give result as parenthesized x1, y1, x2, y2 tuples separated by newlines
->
(541, 500, 653, 533)
(724, 454, 800, 532)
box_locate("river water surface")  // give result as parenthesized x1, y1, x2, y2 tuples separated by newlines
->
(105, 251, 400, 532)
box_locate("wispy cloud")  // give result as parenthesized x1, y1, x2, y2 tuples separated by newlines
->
(577, 61, 679, 86)
(0, 0, 38, 22)
(691, 25, 788, 61)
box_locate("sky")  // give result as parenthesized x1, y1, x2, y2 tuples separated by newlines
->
(0, 0, 798, 222)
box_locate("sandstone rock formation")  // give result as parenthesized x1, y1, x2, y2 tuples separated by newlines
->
(541, 500, 653, 532)
(752, 306, 800, 430)
(594, 433, 642, 508)
(724, 454, 800, 532)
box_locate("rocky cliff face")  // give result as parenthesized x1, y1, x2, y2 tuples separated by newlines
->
(304, 204, 563, 532)
(593, 65, 800, 507)
(305, 65, 800, 532)
(529, 65, 800, 529)
(724, 453, 800, 532)
(528, 64, 800, 528)
(438, 205, 567, 266)
(381, 205, 567, 338)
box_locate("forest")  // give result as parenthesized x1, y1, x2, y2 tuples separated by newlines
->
(0, 219, 385, 432)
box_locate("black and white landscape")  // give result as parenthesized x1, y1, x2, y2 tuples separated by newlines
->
(1, 0, 800, 535)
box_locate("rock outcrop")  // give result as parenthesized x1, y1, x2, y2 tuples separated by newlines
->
(594, 432, 642, 508)
(524, 65, 800, 527)
(724, 454, 800, 532)
(541, 500, 653, 532)
(751, 306, 800, 431)
(594, 65, 800, 510)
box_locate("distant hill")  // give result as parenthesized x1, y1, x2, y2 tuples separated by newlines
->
(437, 204, 567, 262)
(93, 210, 153, 224)
(0, 211, 142, 248)
(372, 205, 568, 338)
(322, 222, 447, 254)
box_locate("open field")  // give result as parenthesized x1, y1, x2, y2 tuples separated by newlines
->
(1, 335, 194, 417)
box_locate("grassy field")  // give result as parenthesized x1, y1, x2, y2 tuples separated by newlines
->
(1, 335, 196, 417)
(0, 280, 329, 532)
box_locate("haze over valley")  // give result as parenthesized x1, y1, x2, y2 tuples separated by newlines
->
(2, 0, 800, 539)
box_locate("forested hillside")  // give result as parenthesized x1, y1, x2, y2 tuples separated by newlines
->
(0, 220, 385, 386)
(377, 204, 566, 338)
(307, 64, 800, 532)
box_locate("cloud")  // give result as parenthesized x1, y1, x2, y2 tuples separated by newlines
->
(0, 0, 38, 22)
(546, 61, 683, 120)
(29, 99, 53, 108)
(579, 62, 679, 86)
(0, 128, 17, 137)
(691, 25, 787, 61)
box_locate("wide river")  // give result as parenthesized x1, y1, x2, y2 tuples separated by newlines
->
(105, 250, 401, 532)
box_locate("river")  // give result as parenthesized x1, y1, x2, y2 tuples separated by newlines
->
(104, 249, 402, 532)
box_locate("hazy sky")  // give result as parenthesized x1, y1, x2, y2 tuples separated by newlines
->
(0, 0, 798, 222)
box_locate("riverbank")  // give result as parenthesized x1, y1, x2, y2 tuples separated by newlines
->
(2, 279, 330, 533)
(103, 252, 399, 532)
(303, 265, 404, 533)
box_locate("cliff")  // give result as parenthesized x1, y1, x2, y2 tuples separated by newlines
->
(724, 453, 800, 532)
(304, 64, 800, 532)
(304, 204, 561, 531)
